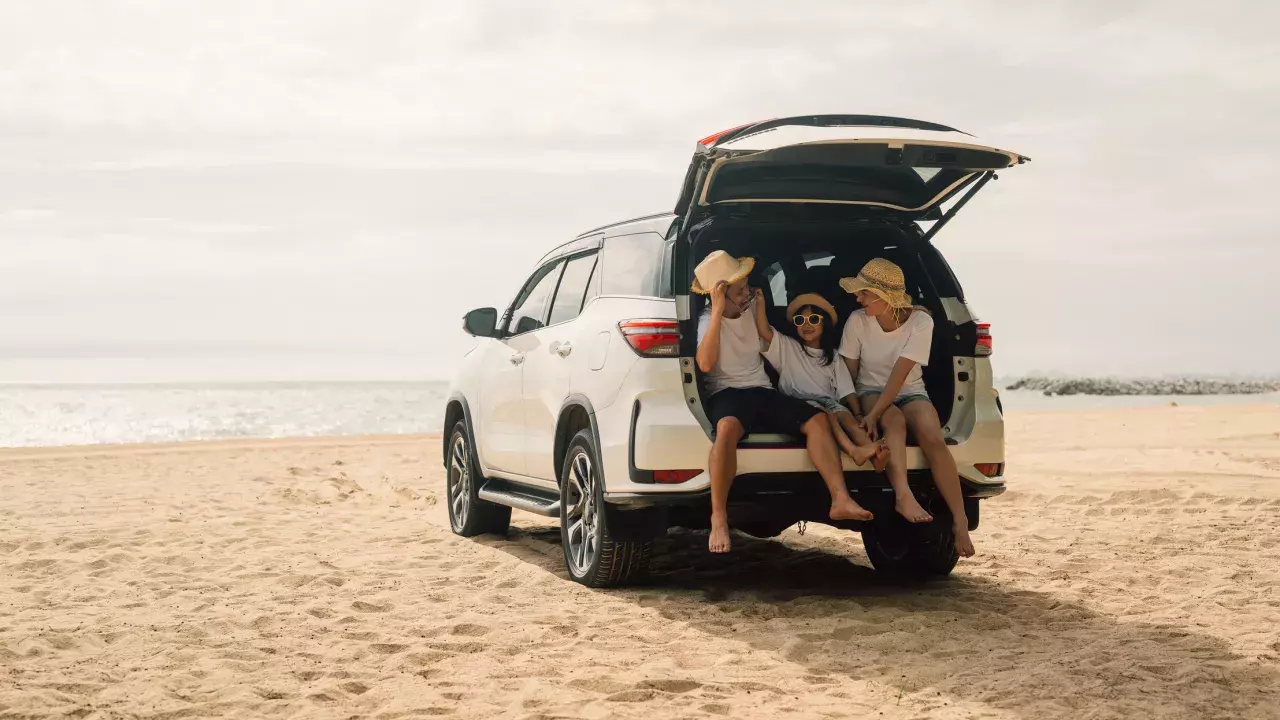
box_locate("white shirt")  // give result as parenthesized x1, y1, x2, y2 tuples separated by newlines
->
(762, 331, 856, 402)
(839, 309, 934, 398)
(696, 305, 772, 395)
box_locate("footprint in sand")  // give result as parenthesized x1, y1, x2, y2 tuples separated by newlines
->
(351, 600, 391, 613)
(450, 623, 490, 637)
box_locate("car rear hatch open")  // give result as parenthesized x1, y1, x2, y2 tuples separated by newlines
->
(674, 115, 1029, 225)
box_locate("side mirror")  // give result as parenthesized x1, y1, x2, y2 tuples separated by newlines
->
(462, 307, 498, 337)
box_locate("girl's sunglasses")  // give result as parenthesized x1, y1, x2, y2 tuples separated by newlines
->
(792, 313, 824, 327)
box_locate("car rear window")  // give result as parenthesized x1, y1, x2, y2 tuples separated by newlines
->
(597, 232, 669, 298)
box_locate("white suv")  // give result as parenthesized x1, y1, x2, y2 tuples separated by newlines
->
(444, 115, 1025, 587)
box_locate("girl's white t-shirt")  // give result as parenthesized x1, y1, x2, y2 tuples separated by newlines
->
(839, 309, 934, 398)
(762, 331, 856, 402)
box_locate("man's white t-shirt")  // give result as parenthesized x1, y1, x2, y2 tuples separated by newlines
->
(762, 331, 856, 402)
(696, 306, 772, 395)
(839, 309, 934, 399)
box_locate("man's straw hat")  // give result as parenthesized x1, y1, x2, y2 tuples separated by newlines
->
(691, 250, 755, 294)
(786, 292, 839, 325)
(839, 258, 913, 308)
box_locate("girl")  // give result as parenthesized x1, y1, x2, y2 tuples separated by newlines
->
(838, 258, 975, 557)
(753, 289, 890, 471)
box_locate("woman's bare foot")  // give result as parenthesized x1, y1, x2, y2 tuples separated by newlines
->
(871, 443, 890, 473)
(829, 496, 874, 522)
(708, 514, 732, 553)
(954, 523, 975, 557)
(895, 493, 934, 523)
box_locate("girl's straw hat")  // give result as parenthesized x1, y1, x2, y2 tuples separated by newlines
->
(786, 292, 838, 324)
(691, 250, 755, 294)
(839, 258, 913, 309)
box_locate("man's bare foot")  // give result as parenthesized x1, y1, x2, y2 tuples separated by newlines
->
(708, 515, 732, 553)
(954, 523, 975, 557)
(895, 493, 934, 523)
(871, 443, 890, 473)
(849, 443, 879, 467)
(829, 496, 874, 522)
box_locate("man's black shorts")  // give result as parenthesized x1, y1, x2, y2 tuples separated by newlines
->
(705, 386, 823, 437)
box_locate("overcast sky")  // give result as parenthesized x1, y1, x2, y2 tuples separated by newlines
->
(1, 0, 1277, 382)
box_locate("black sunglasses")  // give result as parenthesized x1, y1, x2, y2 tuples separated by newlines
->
(792, 313, 824, 327)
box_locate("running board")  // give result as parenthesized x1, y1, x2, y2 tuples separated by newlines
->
(477, 479, 561, 517)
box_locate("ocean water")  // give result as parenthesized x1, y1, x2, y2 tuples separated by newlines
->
(2, 382, 1276, 449)
(0, 382, 450, 448)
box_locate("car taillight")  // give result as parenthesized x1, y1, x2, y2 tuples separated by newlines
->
(975, 463, 1003, 477)
(976, 322, 993, 357)
(696, 122, 755, 147)
(619, 319, 680, 357)
(653, 469, 701, 484)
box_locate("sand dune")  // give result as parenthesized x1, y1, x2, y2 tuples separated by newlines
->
(2, 405, 1278, 719)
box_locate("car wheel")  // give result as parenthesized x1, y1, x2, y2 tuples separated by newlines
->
(861, 501, 958, 578)
(559, 429, 651, 588)
(446, 420, 511, 537)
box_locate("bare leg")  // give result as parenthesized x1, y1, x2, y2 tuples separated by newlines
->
(862, 396, 933, 524)
(902, 401, 974, 557)
(833, 410, 890, 471)
(708, 417, 744, 553)
(801, 414, 873, 521)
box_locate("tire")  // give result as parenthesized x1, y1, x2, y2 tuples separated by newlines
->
(559, 429, 651, 587)
(445, 420, 511, 537)
(861, 502, 958, 578)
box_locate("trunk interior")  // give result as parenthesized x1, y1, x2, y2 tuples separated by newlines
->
(684, 210, 962, 444)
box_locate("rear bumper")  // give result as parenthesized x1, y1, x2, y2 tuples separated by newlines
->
(605, 469, 1004, 507)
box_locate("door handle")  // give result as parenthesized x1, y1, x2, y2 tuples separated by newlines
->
(556, 342, 573, 358)
(509, 353, 525, 365)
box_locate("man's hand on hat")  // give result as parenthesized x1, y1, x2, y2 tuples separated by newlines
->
(710, 280, 729, 316)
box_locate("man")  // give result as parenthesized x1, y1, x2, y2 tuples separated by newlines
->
(693, 250, 873, 553)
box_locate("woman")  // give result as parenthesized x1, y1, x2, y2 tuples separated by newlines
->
(838, 258, 975, 557)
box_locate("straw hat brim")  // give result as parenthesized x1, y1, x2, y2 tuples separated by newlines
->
(786, 293, 838, 325)
(839, 275, 913, 308)
(691, 257, 755, 294)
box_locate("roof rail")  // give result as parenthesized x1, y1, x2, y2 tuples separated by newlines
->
(573, 212, 674, 239)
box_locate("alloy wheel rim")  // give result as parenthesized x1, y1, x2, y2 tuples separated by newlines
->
(448, 433, 471, 529)
(564, 450, 599, 576)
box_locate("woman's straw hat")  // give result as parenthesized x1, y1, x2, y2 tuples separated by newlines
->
(691, 250, 755, 294)
(839, 258, 913, 308)
(786, 292, 838, 325)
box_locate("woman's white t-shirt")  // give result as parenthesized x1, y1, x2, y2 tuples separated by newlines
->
(762, 331, 856, 402)
(839, 309, 934, 399)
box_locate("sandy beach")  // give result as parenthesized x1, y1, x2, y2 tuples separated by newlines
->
(2, 404, 1278, 719)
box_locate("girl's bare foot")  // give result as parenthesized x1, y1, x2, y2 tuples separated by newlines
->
(849, 443, 879, 467)
(829, 496, 874, 522)
(895, 493, 934, 523)
(871, 443, 890, 472)
(708, 514, 732, 553)
(954, 523, 975, 557)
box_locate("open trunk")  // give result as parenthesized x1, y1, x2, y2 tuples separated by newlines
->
(672, 115, 1024, 444)
(682, 214, 968, 442)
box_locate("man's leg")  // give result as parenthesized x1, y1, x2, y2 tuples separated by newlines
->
(708, 416, 744, 553)
(799, 412, 873, 522)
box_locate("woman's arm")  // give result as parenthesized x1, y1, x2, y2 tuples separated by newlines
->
(751, 288, 773, 345)
(864, 357, 917, 423)
(840, 356, 862, 417)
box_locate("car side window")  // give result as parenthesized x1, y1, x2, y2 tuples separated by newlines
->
(597, 232, 666, 297)
(507, 260, 564, 336)
(547, 252, 598, 326)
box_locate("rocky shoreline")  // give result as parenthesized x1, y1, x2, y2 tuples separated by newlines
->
(1006, 377, 1280, 397)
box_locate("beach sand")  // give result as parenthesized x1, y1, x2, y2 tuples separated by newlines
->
(2, 405, 1278, 719)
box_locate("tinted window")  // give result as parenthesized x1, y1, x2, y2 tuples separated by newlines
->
(598, 233, 666, 297)
(508, 261, 563, 335)
(547, 252, 598, 326)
